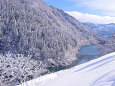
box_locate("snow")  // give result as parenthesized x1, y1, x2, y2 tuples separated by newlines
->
(18, 52, 115, 86)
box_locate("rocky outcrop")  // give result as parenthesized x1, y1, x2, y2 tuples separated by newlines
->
(0, 0, 104, 85)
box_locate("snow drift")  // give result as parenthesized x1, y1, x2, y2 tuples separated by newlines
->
(18, 52, 115, 86)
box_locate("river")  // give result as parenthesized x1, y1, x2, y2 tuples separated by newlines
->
(48, 45, 99, 72)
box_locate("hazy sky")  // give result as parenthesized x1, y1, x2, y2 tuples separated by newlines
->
(43, 0, 115, 24)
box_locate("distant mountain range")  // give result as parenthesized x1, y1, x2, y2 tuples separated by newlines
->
(83, 22, 115, 38)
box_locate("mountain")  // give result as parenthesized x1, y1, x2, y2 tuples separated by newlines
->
(18, 52, 115, 86)
(0, 0, 104, 85)
(83, 22, 115, 37)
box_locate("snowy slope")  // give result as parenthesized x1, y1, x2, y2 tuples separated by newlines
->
(18, 52, 115, 86)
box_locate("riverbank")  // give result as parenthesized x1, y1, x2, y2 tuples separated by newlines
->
(18, 52, 115, 86)
(48, 45, 99, 72)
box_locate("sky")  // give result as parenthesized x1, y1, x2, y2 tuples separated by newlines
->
(43, 0, 115, 24)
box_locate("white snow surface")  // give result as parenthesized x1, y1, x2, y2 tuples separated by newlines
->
(18, 52, 115, 86)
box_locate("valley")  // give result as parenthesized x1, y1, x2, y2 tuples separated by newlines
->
(0, 0, 115, 86)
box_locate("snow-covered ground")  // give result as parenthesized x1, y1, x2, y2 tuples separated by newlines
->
(18, 52, 115, 86)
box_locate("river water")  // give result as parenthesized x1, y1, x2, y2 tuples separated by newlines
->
(48, 45, 99, 72)
(75, 45, 98, 65)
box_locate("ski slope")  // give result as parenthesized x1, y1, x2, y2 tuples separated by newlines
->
(18, 52, 115, 86)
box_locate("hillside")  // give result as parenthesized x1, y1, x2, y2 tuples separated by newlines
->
(98, 33, 115, 56)
(0, 0, 104, 85)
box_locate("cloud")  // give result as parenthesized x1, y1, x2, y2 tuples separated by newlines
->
(67, 0, 115, 16)
(66, 11, 115, 24)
